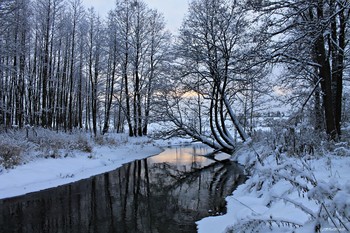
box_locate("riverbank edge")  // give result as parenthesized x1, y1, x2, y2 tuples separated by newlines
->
(0, 138, 164, 199)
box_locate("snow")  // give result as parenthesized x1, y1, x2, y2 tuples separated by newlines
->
(197, 145, 350, 233)
(1, 131, 349, 233)
(0, 137, 162, 199)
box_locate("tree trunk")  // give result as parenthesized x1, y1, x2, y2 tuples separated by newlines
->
(124, 67, 133, 136)
(315, 2, 337, 140)
(333, 6, 347, 137)
(102, 44, 117, 135)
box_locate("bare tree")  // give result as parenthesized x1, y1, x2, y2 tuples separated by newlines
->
(0, 0, 30, 129)
(112, 0, 170, 137)
(102, 10, 118, 135)
(86, 8, 103, 136)
(114, 0, 134, 136)
(0, 0, 178, 138)
(160, 0, 254, 153)
(142, 9, 171, 135)
(248, 0, 350, 140)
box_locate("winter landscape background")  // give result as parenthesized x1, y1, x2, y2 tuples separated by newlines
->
(0, 0, 349, 232)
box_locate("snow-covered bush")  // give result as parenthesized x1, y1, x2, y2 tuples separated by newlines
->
(0, 132, 34, 169)
(229, 144, 350, 233)
(25, 128, 93, 156)
(334, 142, 350, 157)
(263, 117, 329, 157)
(93, 133, 132, 146)
(70, 134, 92, 153)
(0, 128, 94, 166)
(0, 142, 22, 169)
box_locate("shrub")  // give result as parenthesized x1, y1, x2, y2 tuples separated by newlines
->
(0, 128, 96, 167)
(263, 117, 328, 157)
(71, 134, 93, 153)
(0, 142, 23, 169)
(26, 128, 93, 155)
(94, 133, 127, 146)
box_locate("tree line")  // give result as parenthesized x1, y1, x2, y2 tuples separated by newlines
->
(1, 0, 349, 148)
(0, 0, 171, 136)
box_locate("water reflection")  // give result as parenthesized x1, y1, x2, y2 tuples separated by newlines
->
(0, 144, 245, 233)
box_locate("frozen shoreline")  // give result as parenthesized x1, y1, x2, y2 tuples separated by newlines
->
(0, 141, 162, 199)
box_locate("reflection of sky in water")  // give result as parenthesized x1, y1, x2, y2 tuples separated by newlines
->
(149, 145, 215, 169)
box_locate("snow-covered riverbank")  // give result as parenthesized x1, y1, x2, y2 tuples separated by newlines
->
(0, 136, 162, 199)
(1, 129, 349, 233)
(197, 144, 350, 233)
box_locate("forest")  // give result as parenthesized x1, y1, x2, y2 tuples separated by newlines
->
(0, 0, 350, 232)
(1, 0, 349, 144)
(0, 0, 172, 137)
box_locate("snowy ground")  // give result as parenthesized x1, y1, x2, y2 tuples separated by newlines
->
(197, 143, 350, 233)
(1, 129, 349, 233)
(0, 136, 163, 199)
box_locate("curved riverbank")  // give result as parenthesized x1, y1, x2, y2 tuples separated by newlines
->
(1, 144, 246, 233)
(0, 138, 162, 199)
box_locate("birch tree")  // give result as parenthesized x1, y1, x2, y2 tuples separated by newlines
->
(115, 0, 134, 136)
(86, 8, 103, 136)
(0, 0, 30, 129)
(141, 10, 171, 135)
(113, 0, 170, 137)
(0, 0, 172, 136)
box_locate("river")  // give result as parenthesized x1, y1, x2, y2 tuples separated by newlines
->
(0, 144, 245, 233)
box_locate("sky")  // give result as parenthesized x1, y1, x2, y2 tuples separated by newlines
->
(81, 0, 189, 34)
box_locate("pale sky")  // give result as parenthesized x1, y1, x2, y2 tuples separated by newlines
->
(81, 0, 189, 34)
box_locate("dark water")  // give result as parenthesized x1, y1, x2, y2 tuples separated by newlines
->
(0, 144, 246, 233)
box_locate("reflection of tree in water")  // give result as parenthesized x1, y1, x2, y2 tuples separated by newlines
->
(0, 150, 245, 233)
